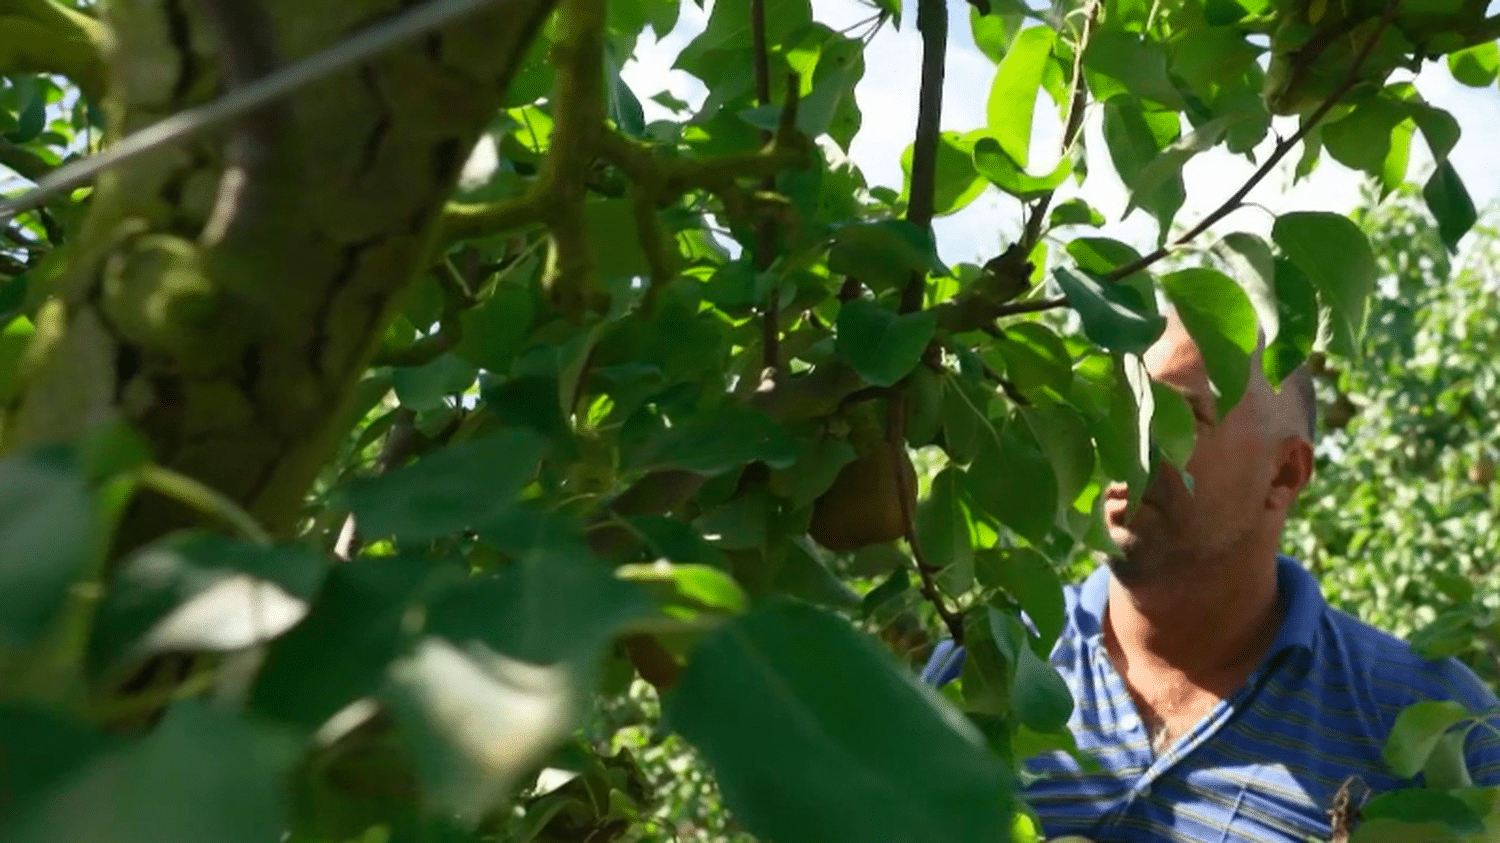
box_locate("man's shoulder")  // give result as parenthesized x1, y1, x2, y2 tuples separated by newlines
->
(1313, 602, 1497, 711)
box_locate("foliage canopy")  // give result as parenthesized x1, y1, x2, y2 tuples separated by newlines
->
(1, 0, 1499, 841)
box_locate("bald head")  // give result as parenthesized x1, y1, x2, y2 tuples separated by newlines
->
(1155, 309, 1317, 447)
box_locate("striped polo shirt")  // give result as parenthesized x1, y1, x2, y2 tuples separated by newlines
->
(920, 555, 1500, 842)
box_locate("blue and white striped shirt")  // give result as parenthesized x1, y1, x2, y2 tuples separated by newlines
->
(921, 555, 1500, 842)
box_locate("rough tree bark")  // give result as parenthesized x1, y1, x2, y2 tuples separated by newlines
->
(1, 0, 556, 552)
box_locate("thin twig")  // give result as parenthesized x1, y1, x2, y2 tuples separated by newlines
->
(887, 393, 964, 646)
(996, 295, 1069, 316)
(1021, 0, 1098, 251)
(0, 0, 520, 223)
(1105, 0, 1404, 282)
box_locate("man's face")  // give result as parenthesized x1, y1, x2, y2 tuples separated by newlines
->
(1102, 321, 1279, 584)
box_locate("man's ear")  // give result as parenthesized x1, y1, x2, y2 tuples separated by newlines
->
(1268, 437, 1314, 511)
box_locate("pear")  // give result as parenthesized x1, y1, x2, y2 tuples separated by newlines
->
(808, 403, 917, 553)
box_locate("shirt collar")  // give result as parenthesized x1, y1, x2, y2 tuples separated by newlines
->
(1071, 553, 1325, 655)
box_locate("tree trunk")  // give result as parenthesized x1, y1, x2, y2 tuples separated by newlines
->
(2, 0, 555, 552)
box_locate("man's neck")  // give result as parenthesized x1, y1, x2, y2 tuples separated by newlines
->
(1104, 547, 1284, 683)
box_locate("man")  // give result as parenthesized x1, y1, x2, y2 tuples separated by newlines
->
(922, 313, 1500, 842)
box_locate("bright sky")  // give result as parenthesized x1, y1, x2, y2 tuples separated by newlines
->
(623, 0, 1500, 266)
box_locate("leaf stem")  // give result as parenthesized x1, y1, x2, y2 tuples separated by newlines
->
(1105, 0, 1404, 282)
(1022, 0, 1098, 252)
(134, 464, 273, 545)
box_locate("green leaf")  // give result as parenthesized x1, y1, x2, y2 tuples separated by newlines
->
(1272, 212, 1378, 357)
(1150, 382, 1197, 470)
(663, 599, 1015, 843)
(905, 366, 946, 447)
(250, 555, 435, 729)
(976, 547, 1065, 651)
(340, 429, 548, 541)
(89, 533, 327, 676)
(0, 703, 114, 819)
(1262, 257, 1318, 388)
(1448, 41, 1499, 86)
(1048, 198, 1105, 228)
(1410, 608, 1475, 660)
(1384, 700, 1475, 778)
(1423, 159, 1477, 253)
(675, 0, 812, 79)
(917, 467, 975, 579)
(941, 376, 992, 464)
(836, 298, 938, 387)
(0, 315, 35, 401)
(1067, 237, 1146, 279)
(390, 555, 653, 821)
(1125, 116, 1237, 217)
(1359, 788, 1484, 833)
(632, 404, 798, 475)
(1323, 96, 1413, 191)
(1422, 728, 1476, 790)
(1021, 403, 1094, 509)
(1083, 28, 1184, 109)
(970, 7, 1023, 64)
(986, 26, 1057, 168)
(1053, 267, 1166, 355)
(775, 539, 862, 609)
(1075, 356, 1149, 494)
(972, 135, 1072, 200)
(631, 515, 731, 569)
(1160, 267, 1260, 419)
(456, 282, 537, 374)
(617, 561, 747, 614)
(392, 352, 478, 412)
(902, 131, 989, 217)
(987, 608, 1072, 732)
(6, 701, 300, 843)
(584, 198, 654, 281)
(1210, 232, 1278, 342)
(795, 31, 865, 141)
(1102, 100, 1184, 238)
(1406, 101, 1460, 166)
(861, 567, 910, 619)
(964, 419, 1058, 546)
(992, 322, 1073, 396)
(1350, 818, 1465, 843)
(827, 219, 947, 294)
(768, 434, 857, 509)
(0, 446, 100, 648)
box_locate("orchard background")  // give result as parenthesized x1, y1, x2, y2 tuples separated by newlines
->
(1, 0, 1499, 841)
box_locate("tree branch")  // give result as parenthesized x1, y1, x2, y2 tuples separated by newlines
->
(901, 0, 948, 314)
(443, 76, 808, 298)
(749, 0, 781, 370)
(1105, 0, 1403, 282)
(0, 0, 519, 223)
(436, 190, 549, 243)
(534, 0, 607, 316)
